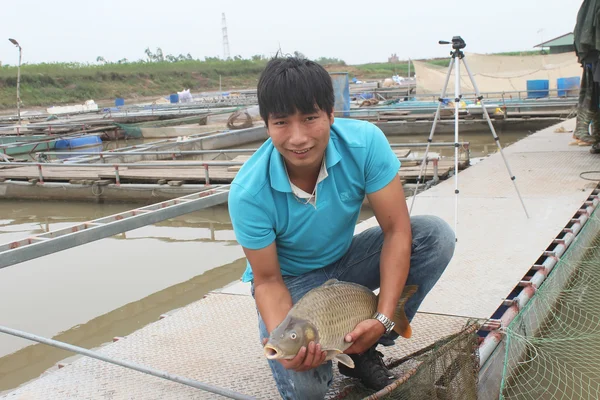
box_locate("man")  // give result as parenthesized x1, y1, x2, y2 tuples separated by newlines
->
(228, 57, 455, 399)
(573, 0, 600, 153)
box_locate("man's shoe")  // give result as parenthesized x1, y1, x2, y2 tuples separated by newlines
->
(591, 142, 600, 154)
(338, 346, 397, 391)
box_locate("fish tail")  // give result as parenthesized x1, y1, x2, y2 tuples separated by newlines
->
(390, 285, 418, 338)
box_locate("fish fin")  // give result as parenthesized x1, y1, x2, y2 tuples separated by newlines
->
(391, 285, 419, 338)
(334, 354, 355, 368)
(322, 279, 339, 286)
(324, 349, 342, 360)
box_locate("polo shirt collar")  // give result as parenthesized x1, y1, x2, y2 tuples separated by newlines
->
(269, 134, 341, 192)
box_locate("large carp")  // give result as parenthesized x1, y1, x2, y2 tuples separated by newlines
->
(263, 279, 418, 368)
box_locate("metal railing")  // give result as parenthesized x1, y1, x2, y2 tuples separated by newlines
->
(40, 148, 259, 161)
(1, 151, 454, 186)
(40, 142, 470, 160)
(355, 87, 581, 102)
(334, 101, 577, 118)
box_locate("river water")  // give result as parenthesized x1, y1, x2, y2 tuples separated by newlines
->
(0, 129, 532, 393)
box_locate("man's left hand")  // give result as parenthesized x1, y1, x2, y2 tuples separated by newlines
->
(343, 319, 386, 354)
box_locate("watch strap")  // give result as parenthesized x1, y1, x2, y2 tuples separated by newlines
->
(372, 312, 395, 334)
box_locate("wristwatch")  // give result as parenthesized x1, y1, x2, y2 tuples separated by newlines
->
(372, 312, 395, 334)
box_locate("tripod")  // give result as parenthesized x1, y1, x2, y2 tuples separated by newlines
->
(408, 36, 530, 240)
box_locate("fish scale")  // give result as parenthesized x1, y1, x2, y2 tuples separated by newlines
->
(289, 281, 379, 351)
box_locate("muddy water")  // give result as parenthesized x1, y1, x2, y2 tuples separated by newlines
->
(0, 129, 532, 393)
(0, 200, 376, 393)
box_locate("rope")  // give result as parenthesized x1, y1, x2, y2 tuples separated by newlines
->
(580, 171, 600, 181)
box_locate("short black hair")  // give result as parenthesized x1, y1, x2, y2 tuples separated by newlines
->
(256, 57, 335, 125)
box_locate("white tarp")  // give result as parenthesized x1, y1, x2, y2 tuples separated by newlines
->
(413, 51, 582, 95)
(46, 99, 98, 115)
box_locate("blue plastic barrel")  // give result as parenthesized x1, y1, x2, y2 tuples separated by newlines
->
(557, 76, 581, 97)
(526, 80, 549, 98)
(55, 135, 102, 150)
(169, 93, 179, 104)
(330, 72, 350, 117)
(115, 98, 125, 107)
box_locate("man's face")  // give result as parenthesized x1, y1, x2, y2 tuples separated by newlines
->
(267, 108, 334, 173)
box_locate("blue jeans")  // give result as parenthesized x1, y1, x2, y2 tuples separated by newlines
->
(251, 215, 455, 400)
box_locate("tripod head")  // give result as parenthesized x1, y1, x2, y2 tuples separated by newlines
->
(439, 36, 466, 50)
(439, 36, 466, 58)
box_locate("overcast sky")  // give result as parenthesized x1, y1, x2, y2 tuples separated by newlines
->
(0, 0, 585, 67)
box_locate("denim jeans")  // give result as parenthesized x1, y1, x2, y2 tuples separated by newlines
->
(251, 215, 455, 400)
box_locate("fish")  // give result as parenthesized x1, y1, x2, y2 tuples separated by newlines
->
(263, 279, 418, 368)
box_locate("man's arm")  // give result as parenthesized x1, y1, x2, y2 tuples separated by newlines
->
(244, 242, 327, 371)
(368, 174, 412, 321)
(344, 174, 412, 353)
(244, 242, 292, 333)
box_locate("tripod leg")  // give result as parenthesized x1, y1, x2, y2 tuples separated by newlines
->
(453, 55, 461, 241)
(409, 56, 456, 215)
(461, 57, 530, 219)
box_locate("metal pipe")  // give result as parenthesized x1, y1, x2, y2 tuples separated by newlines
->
(37, 164, 44, 184)
(204, 164, 210, 185)
(390, 142, 469, 148)
(0, 180, 222, 190)
(1, 157, 438, 168)
(0, 325, 256, 400)
(114, 165, 120, 186)
(0, 188, 230, 267)
(332, 101, 576, 114)
(40, 149, 260, 157)
(38, 143, 470, 158)
(8, 39, 22, 125)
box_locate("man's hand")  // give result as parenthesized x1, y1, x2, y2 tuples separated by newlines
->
(262, 338, 327, 371)
(343, 319, 386, 354)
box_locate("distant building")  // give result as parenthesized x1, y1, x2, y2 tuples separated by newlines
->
(534, 32, 575, 54)
(388, 53, 399, 63)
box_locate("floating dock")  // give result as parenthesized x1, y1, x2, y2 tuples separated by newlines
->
(0, 136, 469, 202)
(1, 118, 599, 399)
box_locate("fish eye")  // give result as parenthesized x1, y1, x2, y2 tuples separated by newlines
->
(290, 332, 297, 340)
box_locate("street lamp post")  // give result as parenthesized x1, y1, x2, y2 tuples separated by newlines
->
(8, 38, 22, 125)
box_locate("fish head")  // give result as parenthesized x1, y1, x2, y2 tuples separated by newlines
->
(264, 316, 318, 360)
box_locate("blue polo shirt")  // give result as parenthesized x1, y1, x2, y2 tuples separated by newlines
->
(228, 118, 401, 282)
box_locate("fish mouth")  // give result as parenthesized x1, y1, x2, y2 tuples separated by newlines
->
(264, 345, 280, 359)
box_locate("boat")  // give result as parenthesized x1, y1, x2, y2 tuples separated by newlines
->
(0, 135, 58, 156)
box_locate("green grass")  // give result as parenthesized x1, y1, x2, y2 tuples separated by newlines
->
(0, 50, 546, 110)
(0, 59, 268, 109)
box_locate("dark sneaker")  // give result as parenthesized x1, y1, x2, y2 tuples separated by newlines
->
(591, 143, 600, 154)
(338, 346, 397, 391)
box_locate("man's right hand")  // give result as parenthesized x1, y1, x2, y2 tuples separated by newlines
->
(263, 338, 327, 371)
